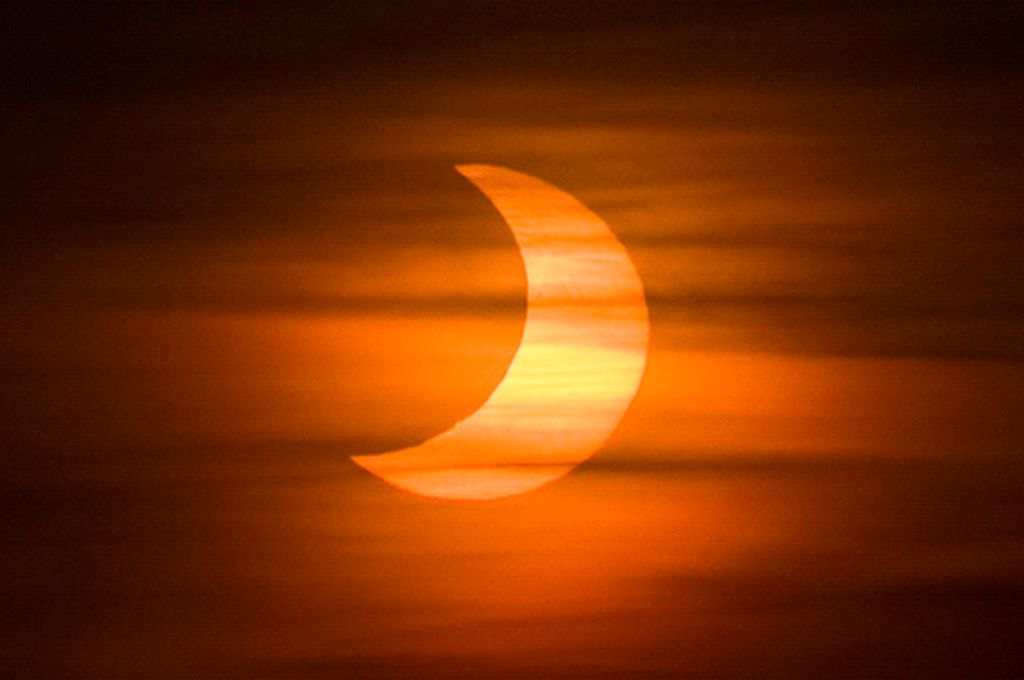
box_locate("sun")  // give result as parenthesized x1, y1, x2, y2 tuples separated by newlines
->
(351, 165, 649, 500)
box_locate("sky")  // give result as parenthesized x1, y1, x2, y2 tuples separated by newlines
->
(3, 2, 1024, 678)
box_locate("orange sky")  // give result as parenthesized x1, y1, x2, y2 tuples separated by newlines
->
(3, 3, 1024, 679)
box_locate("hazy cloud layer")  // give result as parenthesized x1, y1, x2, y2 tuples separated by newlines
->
(3, 2, 1023, 678)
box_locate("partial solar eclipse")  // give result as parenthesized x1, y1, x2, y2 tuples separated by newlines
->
(352, 165, 649, 500)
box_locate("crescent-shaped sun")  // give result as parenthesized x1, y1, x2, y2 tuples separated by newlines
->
(352, 165, 649, 500)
